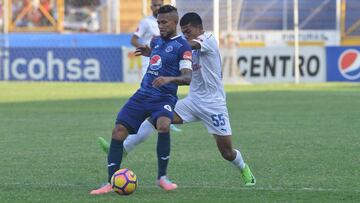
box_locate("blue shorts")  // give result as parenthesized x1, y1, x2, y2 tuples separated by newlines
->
(115, 90, 177, 134)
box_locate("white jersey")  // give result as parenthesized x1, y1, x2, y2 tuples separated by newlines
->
(134, 15, 159, 46)
(134, 15, 160, 76)
(189, 32, 226, 104)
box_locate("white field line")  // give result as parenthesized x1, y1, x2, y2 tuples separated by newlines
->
(1, 182, 360, 193)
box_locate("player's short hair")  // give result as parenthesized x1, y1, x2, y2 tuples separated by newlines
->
(180, 12, 202, 27)
(158, 5, 178, 15)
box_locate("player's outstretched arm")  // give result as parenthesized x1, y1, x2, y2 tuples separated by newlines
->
(152, 68, 192, 87)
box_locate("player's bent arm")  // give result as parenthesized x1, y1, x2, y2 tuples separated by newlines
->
(151, 68, 192, 87)
(134, 46, 151, 57)
(188, 40, 201, 50)
(169, 68, 192, 85)
(165, 58, 193, 85)
(130, 35, 142, 48)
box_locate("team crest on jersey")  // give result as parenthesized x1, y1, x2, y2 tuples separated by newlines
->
(183, 51, 192, 60)
(165, 46, 173, 53)
(149, 55, 162, 70)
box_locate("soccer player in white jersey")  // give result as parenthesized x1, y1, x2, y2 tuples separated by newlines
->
(100, 12, 256, 186)
(130, 0, 162, 77)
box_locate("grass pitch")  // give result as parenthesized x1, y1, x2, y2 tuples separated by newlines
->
(0, 82, 359, 203)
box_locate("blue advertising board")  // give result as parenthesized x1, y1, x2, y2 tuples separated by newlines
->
(0, 33, 132, 47)
(0, 47, 122, 82)
(326, 46, 360, 82)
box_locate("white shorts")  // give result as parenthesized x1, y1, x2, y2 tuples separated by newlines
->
(174, 96, 232, 136)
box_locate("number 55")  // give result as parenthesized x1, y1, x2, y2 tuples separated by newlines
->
(210, 114, 225, 127)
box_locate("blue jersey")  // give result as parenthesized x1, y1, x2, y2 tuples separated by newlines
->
(139, 35, 192, 99)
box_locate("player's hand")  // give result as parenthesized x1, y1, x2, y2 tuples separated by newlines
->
(152, 76, 172, 87)
(134, 46, 151, 57)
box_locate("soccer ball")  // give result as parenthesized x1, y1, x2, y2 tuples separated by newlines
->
(110, 168, 138, 195)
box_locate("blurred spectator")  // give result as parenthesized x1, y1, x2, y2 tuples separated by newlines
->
(26, 0, 42, 26)
(39, 0, 53, 26)
(0, 1, 3, 30)
(64, 0, 102, 32)
(65, 0, 100, 8)
(11, 0, 54, 27)
(7, 0, 104, 32)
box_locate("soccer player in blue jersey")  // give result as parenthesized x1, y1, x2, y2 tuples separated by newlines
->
(128, 0, 182, 133)
(98, 12, 256, 187)
(90, 5, 192, 195)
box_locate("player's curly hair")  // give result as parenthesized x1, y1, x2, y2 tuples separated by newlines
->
(180, 12, 202, 27)
(158, 5, 178, 14)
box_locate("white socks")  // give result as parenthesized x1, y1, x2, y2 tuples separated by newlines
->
(123, 119, 155, 152)
(231, 149, 246, 170)
(123, 121, 247, 172)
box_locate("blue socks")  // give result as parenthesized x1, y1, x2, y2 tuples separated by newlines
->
(157, 132, 170, 179)
(107, 138, 124, 182)
(107, 132, 171, 181)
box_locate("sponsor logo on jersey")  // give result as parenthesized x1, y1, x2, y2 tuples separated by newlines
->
(338, 49, 360, 80)
(183, 51, 192, 60)
(192, 64, 202, 71)
(149, 55, 162, 70)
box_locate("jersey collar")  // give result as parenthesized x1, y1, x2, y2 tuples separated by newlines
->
(170, 35, 181, 40)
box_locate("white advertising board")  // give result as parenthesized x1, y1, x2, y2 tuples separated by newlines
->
(122, 47, 143, 83)
(221, 47, 326, 83)
(224, 30, 340, 46)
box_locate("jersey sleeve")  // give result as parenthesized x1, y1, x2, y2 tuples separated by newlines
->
(178, 41, 192, 61)
(178, 41, 193, 70)
(192, 34, 212, 53)
(134, 19, 148, 38)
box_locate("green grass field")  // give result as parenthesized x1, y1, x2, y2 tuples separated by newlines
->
(1, 82, 360, 203)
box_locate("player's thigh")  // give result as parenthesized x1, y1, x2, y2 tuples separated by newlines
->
(149, 98, 176, 131)
(173, 112, 183, 124)
(197, 104, 232, 136)
(116, 95, 149, 134)
(174, 97, 199, 124)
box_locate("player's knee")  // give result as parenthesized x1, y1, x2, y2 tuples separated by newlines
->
(220, 148, 236, 161)
(112, 125, 128, 140)
(156, 122, 170, 133)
